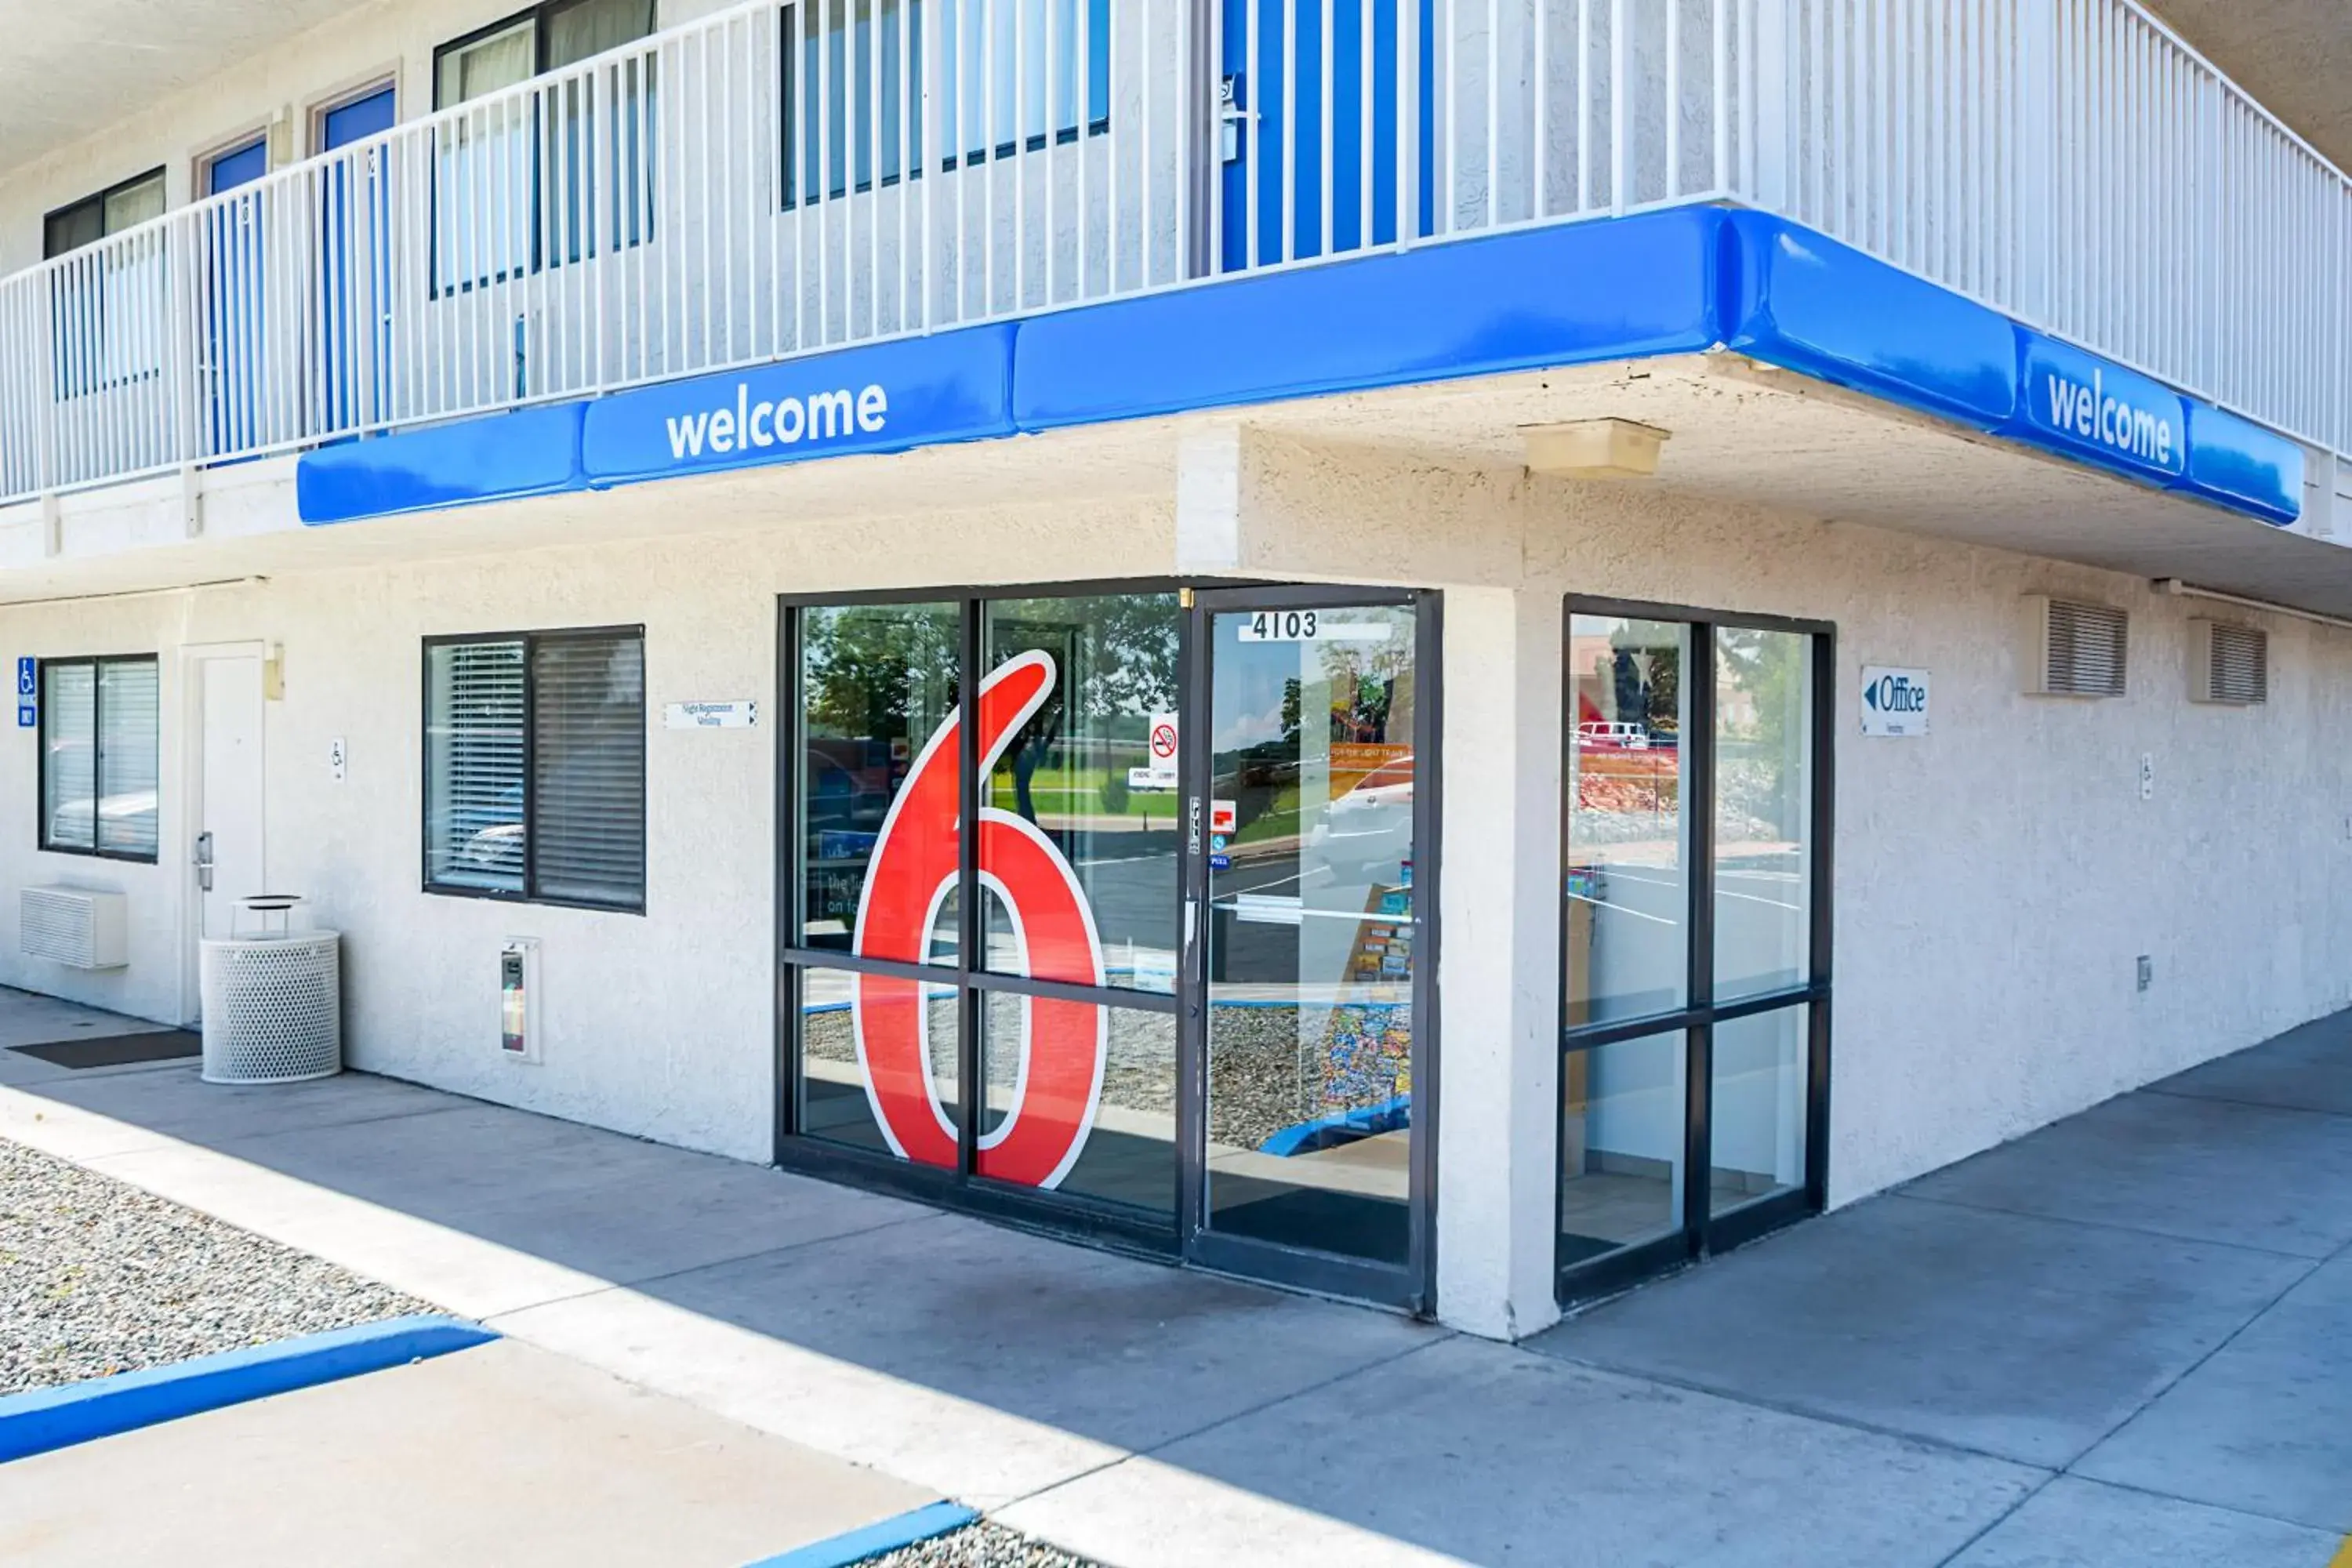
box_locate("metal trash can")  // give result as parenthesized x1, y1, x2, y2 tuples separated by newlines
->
(200, 895, 342, 1085)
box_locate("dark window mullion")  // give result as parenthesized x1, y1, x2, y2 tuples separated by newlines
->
(89, 661, 107, 851)
(1683, 621, 1718, 1251)
(955, 597, 981, 1179)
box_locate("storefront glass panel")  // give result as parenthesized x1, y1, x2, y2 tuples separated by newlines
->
(794, 600, 961, 962)
(1565, 615, 1689, 1026)
(1200, 602, 1418, 1269)
(980, 594, 1183, 993)
(980, 988, 1176, 1213)
(797, 962, 961, 1163)
(1559, 1029, 1686, 1265)
(1559, 600, 1829, 1304)
(1709, 1004, 1808, 1214)
(1715, 628, 1813, 1002)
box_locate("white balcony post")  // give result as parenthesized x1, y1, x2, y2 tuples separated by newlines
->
(2015, 0, 2055, 325)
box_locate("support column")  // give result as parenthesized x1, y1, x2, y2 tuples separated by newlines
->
(1434, 585, 1563, 1340)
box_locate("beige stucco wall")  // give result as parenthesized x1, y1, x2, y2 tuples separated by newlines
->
(1, 425, 2346, 1336)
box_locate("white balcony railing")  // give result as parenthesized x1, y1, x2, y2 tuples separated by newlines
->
(1, 0, 2344, 510)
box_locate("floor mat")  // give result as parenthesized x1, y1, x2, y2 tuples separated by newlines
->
(9, 1032, 201, 1069)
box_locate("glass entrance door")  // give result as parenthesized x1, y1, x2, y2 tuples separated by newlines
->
(1184, 589, 1432, 1308)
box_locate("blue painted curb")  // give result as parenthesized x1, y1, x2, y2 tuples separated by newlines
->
(0, 1313, 498, 1465)
(741, 1501, 981, 1567)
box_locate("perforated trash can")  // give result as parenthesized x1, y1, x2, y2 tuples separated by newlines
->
(200, 895, 342, 1084)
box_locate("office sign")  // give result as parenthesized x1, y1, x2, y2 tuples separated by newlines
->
(665, 700, 758, 730)
(15, 657, 33, 728)
(1860, 666, 1930, 737)
(580, 326, 1018, 486)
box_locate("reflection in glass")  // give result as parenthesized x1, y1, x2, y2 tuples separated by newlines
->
(1710, 1006, 1808, 1213)
(796, 601, 960, 960)
(1715, 630, 1813, 1000)
(1565, 616, 1689, 1025)
(982, 594, 1182, 993)
(1559, 1029, 1686, 1265)
(1203, 604, 1417, 1267)
(797, 964, 960, 1162)
(981, 988, 1175, 1213)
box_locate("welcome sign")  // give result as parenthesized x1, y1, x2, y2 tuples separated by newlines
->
(579, 325, 1017, 486)
(2017, 336, 2187, 482)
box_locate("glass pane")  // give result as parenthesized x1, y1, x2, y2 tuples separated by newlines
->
(797, 601, 960, 962)
(1715, 629, 1812, 1000)
(425, 641, 526, 894)
(981, 593, 1181, 994)
(41, 663, 97, 851)
(95, 660, 159, 859)
(1710, 1006, 1809, 1214)
(543, 0, 654, 69)
(1565, 615, 1689, 1026)
(102, 172, 166, 234)
(439, 18, 535, 106)
(980, 989, 1174, 1210)
(1203, 604, 1417, 1268)
(530, 634, 644, 908)
(1559, 1029, 1686, 1266)
(797, 964, 960, 1167)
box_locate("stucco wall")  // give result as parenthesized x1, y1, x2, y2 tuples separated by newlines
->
(1, 430, 2344, 1334)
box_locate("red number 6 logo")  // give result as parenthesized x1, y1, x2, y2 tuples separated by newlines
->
(851, 650, 1107, 1189)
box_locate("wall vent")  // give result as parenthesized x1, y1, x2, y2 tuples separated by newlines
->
(2025, 595, 2129, 697)
(20, 887, 129, 970)
(2190, 619, 2268, 705)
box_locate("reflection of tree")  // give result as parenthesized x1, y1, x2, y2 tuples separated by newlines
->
(993, 596, 1179, 823)
(1607, 623, 1679, 736)
(803, 606, 960, 740)
(1315, 620, 1412, 742)
(1715, 629, 1807, 840)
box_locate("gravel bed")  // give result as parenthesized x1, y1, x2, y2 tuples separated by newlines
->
(858, 1521, 1103, 1567)
(0, 1135, 437, 1396)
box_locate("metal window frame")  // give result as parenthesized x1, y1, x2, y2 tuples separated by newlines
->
(34, 652, 162, 865)
(419, 623, 648, 914)
(772, 577, 1442, 1316)
(1181, 582, 1442, 1316)
(1555, 594, 1834, 1307)
(775, 580, 1192, 1236)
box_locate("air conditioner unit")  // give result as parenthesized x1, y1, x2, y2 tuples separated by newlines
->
(21, 887, 129, 970)
(2024, 595, 2129, 698)
(2189, 619, 2268, 706)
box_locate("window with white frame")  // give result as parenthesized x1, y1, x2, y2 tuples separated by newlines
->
(424, 627, 646, 910)
(39, 655, 160, 862)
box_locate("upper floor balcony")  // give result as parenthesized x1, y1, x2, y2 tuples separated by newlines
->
(1, 0, 2346, 515)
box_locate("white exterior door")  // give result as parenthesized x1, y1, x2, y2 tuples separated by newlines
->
(192, 654, 267, 1011)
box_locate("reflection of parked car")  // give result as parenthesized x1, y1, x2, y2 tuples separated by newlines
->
(1577, 720, 1652, 750)
(1313, 755, 1414, 878)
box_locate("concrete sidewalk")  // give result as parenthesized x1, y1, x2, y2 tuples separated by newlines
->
(3, 993, 2348, 1566)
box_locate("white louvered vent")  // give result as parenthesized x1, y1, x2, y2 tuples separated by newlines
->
(20, 887, 129, 969)
(2190, 620, 2268, 706)
(2026, 596, 2129, 698)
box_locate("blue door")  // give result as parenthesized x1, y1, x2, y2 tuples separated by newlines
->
(202, 139, 270, 456)
(319, 86, 397, 436)
(1218, 0, 1433, 274)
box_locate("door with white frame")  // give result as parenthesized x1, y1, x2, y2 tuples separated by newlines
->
(182, 645, 268, 1022)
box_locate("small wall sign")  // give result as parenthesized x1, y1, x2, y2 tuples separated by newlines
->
(16, 656, 34, 728)
(665, 700, 758, 730)
(1860, 666, 1930, 737)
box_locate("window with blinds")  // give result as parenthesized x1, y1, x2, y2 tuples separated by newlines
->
(424, 628, 644, 910)
(39, 655, 159, 861)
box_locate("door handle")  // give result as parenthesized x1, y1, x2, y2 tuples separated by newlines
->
(1218, 74, 1254, 163)
(194, 830, 215, 893)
